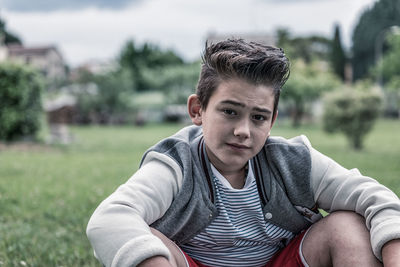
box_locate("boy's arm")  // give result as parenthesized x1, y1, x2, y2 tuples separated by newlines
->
(304, 136, 400, 261)
(86, 152, 183, 267)
(382, 239, 400, 267)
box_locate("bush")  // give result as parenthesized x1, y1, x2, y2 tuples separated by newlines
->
(0, 63, 44, 141)
(322, 84, 382, 150)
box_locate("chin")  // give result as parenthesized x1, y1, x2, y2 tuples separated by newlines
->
(224, 158, 248, 168)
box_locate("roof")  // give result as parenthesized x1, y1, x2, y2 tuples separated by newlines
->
(44, 94, 77, 112)
(7, 44, 62, 58)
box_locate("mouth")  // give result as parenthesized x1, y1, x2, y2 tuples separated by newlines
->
(227, 143, 251, 150)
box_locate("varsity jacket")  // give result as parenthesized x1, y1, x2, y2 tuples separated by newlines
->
(87, 125, 400, 267)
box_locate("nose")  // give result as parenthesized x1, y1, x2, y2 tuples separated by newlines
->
(233, 118, 250, 139)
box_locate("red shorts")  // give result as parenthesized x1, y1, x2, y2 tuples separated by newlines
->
(180, 230, 308, 267)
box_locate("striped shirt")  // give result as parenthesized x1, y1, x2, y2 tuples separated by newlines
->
(181, 162, 294, 267)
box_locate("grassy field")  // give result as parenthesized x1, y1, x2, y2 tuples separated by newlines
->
(0, 119, 399, 266)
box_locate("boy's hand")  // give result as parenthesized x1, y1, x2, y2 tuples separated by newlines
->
(138, 256, 174, 267)
(382, 239, 400, 267)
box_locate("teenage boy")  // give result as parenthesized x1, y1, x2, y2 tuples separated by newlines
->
(87, 39, 400, 267)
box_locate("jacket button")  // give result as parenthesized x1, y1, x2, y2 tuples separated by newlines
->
(265, 212, 273, 219)
(209, 213, 213, 219)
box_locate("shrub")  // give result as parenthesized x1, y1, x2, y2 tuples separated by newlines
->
(0, 63, 44, 141)
(322, 83, 382, 150)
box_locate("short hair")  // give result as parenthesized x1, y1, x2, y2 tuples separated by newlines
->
(196, 38, 290, 120)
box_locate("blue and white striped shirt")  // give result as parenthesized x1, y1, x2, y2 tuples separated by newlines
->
(181, 163, 294, 267)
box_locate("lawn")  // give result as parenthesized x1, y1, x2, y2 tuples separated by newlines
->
(0, 119, 399, 266)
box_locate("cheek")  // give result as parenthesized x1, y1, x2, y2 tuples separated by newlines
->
(254, 128, 270, 144)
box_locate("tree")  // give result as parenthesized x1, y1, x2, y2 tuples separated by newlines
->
(380, 34, 400, 87)
(0, 17, 22, 45)
(330, 24, 347, 81)
(282, 60, 340, 127)
(118, 40, 184, 91)
(0, 63, 44, 141)
(276, 28, 332, 63)
(323, 83, 382, 150)
(73, 69, 135, 124)
(377, 33, 400, 116)
(71, 40, 187, 124)
(141, 61, 200, 104)
(352, 0, 400, 81)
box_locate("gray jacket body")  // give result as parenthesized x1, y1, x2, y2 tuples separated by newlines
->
(141, 125, 320, 245)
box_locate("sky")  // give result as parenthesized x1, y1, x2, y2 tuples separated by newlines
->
(0, 0, 378, 67)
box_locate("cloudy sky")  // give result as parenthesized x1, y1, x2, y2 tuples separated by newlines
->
(0, 0, 377, 67)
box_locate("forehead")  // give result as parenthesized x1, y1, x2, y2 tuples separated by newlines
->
(210, 79, 275, 108)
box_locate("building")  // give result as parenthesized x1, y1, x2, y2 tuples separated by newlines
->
(2, 44, 66, 81)
(69, 59, 117, 81)
(0, 34, 8, 61)
(0, 44, 7, 62)
(43, 94, 77, 144)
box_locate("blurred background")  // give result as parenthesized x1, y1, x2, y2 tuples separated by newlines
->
(0, 0, 399, 265)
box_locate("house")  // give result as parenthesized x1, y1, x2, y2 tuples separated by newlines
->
(0, 34, 8, 61)
(4, 44, 66, 81)
(0, 44, 7, 62)
(43, 94, 77, 144)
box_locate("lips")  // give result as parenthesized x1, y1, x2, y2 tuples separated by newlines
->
(227, 143, 250, 150)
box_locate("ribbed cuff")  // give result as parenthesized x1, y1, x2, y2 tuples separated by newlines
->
(371, 218, 400, 261)
(111, 235, 171, 267)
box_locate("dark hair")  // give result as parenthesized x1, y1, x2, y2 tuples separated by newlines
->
(196, 38, 290, 120)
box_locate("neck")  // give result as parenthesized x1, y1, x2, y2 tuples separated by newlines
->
(217, 164, 248, 189)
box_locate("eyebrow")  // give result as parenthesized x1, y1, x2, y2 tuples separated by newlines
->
(220, 100, 272, 114)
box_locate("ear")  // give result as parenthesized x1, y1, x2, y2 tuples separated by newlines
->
(187, 94, 203, 126)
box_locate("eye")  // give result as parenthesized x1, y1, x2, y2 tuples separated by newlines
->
(223, 109, 237, 116)
(252, 114, 266, 121)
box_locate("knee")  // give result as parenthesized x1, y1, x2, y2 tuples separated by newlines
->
(322, 211, 370, 245)
(304, 211, 369, 249)
(149, 227, 187, 267)
(324, 211, 365, 229)
(303, 211, 376, 266)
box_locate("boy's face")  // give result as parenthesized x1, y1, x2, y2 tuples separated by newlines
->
(189, 79, 277, 176)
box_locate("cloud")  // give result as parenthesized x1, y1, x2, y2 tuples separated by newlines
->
(262, 0, 334, 4)
(2, 0, 377, 67)
(0, 0, 140, 12)
(276, 0, 331, 1)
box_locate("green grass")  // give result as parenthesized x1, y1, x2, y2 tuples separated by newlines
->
(0, 120, 399, 266)
(272, 119, 400, 193)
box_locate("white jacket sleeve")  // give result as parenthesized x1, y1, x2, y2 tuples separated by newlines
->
(86, 151, 183, 267)
(304, 136, 400, 261)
